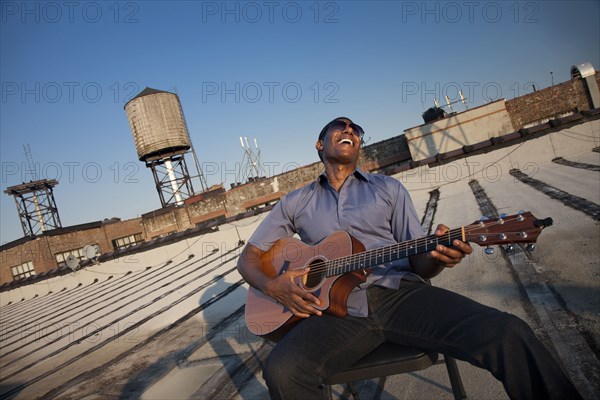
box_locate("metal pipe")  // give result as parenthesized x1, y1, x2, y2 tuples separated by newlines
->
(164, 159, 184, 205)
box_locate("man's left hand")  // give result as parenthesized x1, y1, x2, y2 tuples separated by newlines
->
(429, 224, 473, 268)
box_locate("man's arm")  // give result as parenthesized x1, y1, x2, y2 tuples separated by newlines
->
(237, 244, 322, 318)
(409, 224, 473, 279)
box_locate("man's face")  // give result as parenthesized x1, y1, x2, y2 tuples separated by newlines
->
(316, 119, 362, 165)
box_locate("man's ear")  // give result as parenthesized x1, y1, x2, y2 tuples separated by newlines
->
(315, 140, 323, 151)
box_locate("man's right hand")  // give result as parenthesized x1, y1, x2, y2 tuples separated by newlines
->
(237, 244, 322, 318)
(263, 267, 322, 318)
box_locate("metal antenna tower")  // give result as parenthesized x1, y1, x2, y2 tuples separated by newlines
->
(238, 136, 266, 183)
(24, 144, 38, 180)
(4, 144, 63, 237)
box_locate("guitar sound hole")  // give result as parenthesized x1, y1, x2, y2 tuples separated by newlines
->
(304, 259, 326, 289)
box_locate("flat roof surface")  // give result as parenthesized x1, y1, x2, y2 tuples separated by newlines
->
(0, 120, 598, 399)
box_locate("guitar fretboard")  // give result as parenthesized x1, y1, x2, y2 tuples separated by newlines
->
(324, 228, 464, 277)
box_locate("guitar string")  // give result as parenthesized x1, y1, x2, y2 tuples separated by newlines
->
(304, 215, 533, 278)
(317, 216, 531, 275)
(320, 230, 464, 277)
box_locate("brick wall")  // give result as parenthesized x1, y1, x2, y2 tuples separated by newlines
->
(0, 238, 53, 282)
(102, 218, 145, 245)
(360, 135, 411, 172)
(46, 228, 109, 255)
(187, 194, 227, 225)
(141, 208, 180, 239)
(506, 72, 600, 129)
(1, 217, 147, 282)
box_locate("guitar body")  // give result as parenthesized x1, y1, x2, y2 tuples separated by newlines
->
(244, 211, 552, 342)
(245, 231, 367, 342)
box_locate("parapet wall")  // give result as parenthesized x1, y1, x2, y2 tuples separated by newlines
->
(506, 73, 600, 128)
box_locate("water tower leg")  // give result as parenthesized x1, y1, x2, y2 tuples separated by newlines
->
(146, 155, 194, 208)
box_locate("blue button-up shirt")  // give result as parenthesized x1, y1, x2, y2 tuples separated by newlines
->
(248, 168, 425, 317)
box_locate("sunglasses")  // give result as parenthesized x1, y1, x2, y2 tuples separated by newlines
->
(319, 120, 365, 141)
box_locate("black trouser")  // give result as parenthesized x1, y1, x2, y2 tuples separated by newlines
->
(263, 282, 581, 399)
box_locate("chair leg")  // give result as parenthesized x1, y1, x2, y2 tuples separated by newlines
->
(325, 382, 360, 400)
(347, 381, 360, 400)
(444, 356, 467, 400)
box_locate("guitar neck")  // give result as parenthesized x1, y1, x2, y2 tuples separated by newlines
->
(325, 228, 464, 277)
(320, 212, 550, 278)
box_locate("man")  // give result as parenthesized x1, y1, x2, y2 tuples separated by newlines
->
(237, 117, 580, 399)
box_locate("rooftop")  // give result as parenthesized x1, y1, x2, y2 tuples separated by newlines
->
(0, 120, 599, 399)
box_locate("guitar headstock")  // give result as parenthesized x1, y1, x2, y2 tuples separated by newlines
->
(464, 212, 553, 247)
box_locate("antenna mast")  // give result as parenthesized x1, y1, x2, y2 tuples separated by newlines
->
(237, 136, 266, 183)
(24, 144, 38, 180)
(434, 90, 469, 113)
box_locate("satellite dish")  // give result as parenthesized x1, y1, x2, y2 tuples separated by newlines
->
(83, 244, 101, 264)
(66, 255, 79, 271)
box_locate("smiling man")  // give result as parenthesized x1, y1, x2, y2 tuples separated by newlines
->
(237, 117, 580, 399)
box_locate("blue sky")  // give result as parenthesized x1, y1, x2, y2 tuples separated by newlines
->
(1, 0, 599, 244)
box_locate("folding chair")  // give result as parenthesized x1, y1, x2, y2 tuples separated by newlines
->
(324, 342, 467, 400)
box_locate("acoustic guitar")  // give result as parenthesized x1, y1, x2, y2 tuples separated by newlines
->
(245, 212, 552, 341)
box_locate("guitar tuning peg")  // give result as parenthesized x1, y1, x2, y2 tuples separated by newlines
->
(480, 216, 490, 221)
(505, 244, 514, 253)
(526, 243, 536, 252)
(484, 246, 495, 255)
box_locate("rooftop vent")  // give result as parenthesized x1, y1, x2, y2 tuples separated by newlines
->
(422, 107, 448, 124)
